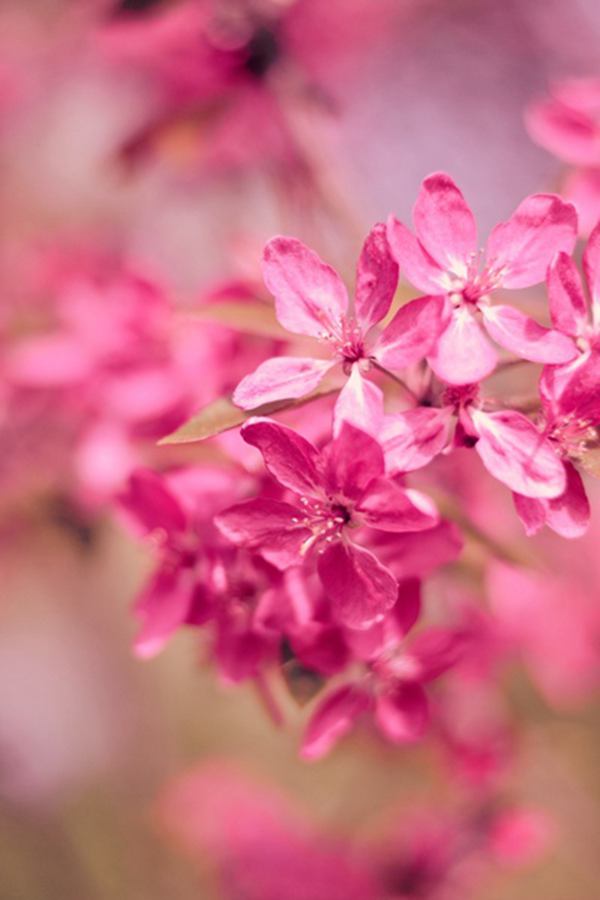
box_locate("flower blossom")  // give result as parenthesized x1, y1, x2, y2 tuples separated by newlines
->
(233, 225, 445, 434)
(381, 383, 568, 502)
(387, 172, 578, 384)
(526, 78, 600, 235)
(216, 418, 439, 629)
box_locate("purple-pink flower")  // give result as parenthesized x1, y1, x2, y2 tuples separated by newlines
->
(216, 418, 438, 629)
(233, 226, 444, 434)
(387, 172, 578, 384)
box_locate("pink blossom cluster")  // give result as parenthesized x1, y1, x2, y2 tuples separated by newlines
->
(115, 172, 600, 763)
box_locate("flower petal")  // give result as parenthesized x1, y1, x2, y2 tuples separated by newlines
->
(262, 237, 349, 338)
(318, 541, 398, 629)
(215, 498, 311, 568)
(514, 461, 590, 539)
(333, 366, 384, 438)
(486, 194, 578, 289)
(582, 220, 600, 331)
(413, 172, 478, 270)
(232, 356, 335, 409)
(374, 682, 428, 744)
(381, 407, 453, 472)
(354, 222, 398, 333)
(481, 304, 577, 364)
(118, 468, 187, 539)
(526, 95, 600, 167)
(471, 409, 566, 498)
(428, 305, 498, 384)
(301, 684, 369, 760)
(133, 568, 191, 659)
(321, 422, 385, 499)
(547, 252, 588, 336)
(241, 417, 322, 497)
(373, 294, 447, 370)
(386, 216, 447, 293)
(357, 477, 439, 533)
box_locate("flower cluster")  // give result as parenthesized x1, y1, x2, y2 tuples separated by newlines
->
(117, 172, 600, 763)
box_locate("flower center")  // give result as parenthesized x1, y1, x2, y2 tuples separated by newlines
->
(549, 413, 599, 460)
(291, 496, 353, 555)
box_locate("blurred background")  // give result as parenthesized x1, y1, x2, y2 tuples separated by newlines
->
(1, 1, 600, 898)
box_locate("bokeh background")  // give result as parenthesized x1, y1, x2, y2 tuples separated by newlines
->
(1, 2, 600, 898)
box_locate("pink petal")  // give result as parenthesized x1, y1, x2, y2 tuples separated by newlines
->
(481, 304, 577, 364)
(215, 498, 311, 568)
(321, 423, 385, 500)
(526, 96, 600, 167)
(357, 477, 439, 533)
(133, 569, 191, 659)
(582, 220, 600, 331)
(408, 627, 467, 681)
(301, 684, 369, 760)
(563, 167, 600, 238)
(241, 417, 322, 498)
(354, 222, 398, 333)
(373, 294, 447, 370)
(381, 407, 453, 472)
(333, 366, 384, 438)
(374, 682, 428, 744)
(6, 335, 94, 387)
(471, 409, 566, 498)
(547, 252, 588, 336)
(558, 348, 600, 422)
(232, 356, 335, 409)
(386, 216, 447, 293)
(514, 462, 590, 539)
(262, 237, 348, 338)
(486, 194, 578, 289)
(118, 468, 187, 539)
(318, 541, 398, 629)
(413, 172, 478, 270)
(428, 306, 498, 384)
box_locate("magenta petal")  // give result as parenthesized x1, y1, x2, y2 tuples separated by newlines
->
(408, 627, 467, 681)
(262, 237, 349, 338)
(481, 304, 577, 364)
(386, 216, 447, 293)
(318, 541, 398, 629)
(381, 407, 452, 472)
(525, 96, 600, 167)
(413, 172, 477, 269)
(354, 222, 399, 333)
(357, 477, 439, 533)
(373, 294, 447, 370)
(471, 409, 566, 498)
(322, 422, 385, 499)
(232, 356, 334, 409)
(517, 461, 591, 539)
(582, 220, 600, 328)
(428, 306, 498, 384)
(6, 335, 94, 387)
(215, 498, 311, 568)
(301, 684, 369, 760)
(547, 252, 588, 336)
(119, 468, 187, 539)
(333, 366, 384, 438)
(133, 569, 190, 659)
(241, 417, 322, 497)
(486, 194, 578, 289)
(374, 682, 428, 744)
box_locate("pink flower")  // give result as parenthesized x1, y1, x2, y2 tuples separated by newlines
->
(233, 226, 445, 434)
(527, 78, 600, 234)
(382, 384, 567, 501)
(301, 613, 468, 759)
(387, 173, 578, 384)
(216, 418, 438, 629)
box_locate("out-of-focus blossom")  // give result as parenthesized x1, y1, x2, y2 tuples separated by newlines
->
(527, 78, 600, 234)
(387, 172, 577, 384)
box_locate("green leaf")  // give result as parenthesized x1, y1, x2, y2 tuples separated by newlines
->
(159, 383, 337, 445)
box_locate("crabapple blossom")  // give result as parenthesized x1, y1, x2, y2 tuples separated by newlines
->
(387, 172, 578, 384)
(232, 226, 444, 435)
(216, 418, 439, 628)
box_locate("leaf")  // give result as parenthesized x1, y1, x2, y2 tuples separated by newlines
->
(159, 383, 338, 445)
(190, 301, 288, 339)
